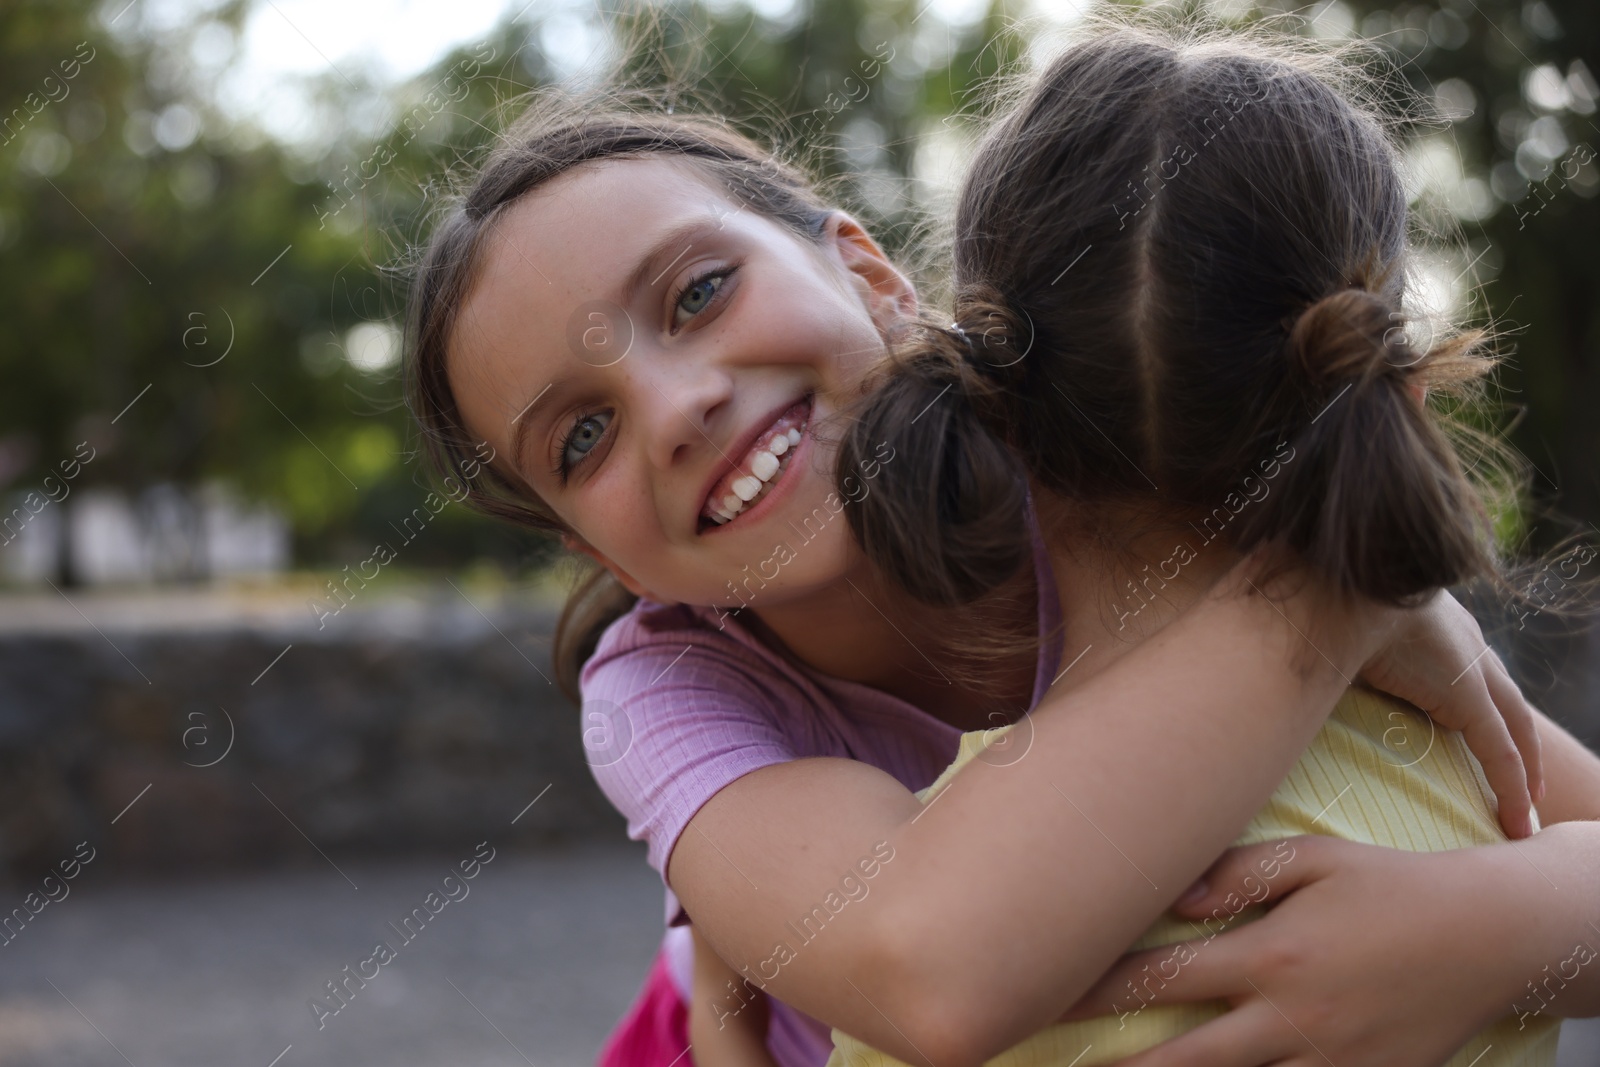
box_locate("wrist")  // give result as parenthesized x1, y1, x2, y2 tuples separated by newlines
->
(1449, 832, 1590, 1012)
(1218, 553, 1391, 684)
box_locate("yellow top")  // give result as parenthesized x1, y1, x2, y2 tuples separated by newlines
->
(829, 689, 1559, 1067)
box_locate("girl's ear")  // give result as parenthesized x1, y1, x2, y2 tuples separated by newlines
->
(824, 213, 918, 335)
(561, 533, 655, 600)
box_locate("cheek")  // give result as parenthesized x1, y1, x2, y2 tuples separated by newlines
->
(826, 311, 891, 375)
(567, 475, 656, 563)
(758, 270, 885, 379)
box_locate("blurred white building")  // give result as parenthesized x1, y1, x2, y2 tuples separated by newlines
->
(1, 483, 288, 584)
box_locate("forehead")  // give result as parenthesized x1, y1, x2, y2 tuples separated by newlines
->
(451, 157, 744, 356)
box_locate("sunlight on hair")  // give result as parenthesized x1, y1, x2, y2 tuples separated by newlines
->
(1404, 135, 1496, 221)
(1406, 248, 1468, 328)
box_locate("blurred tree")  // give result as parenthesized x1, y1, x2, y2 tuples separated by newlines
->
(1296, 0, 1600, 728)
(0, 0, 556, 577)
(2, 0, 1016, 582)
(600, 0, 1024, 257)
(0, 0, 387, 575)
(1315, 0, 1599, 538)
(11, 0, 1591, 598)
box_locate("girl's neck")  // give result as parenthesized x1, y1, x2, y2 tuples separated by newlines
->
(748, 557, 1038, 732)
(1035, 492, 1243, 695)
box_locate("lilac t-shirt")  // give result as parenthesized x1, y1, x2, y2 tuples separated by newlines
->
(582, 532, 1061, 1066)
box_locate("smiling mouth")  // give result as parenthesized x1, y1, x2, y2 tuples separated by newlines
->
(700, 398, 812, 531)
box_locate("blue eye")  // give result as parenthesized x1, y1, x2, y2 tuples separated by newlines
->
(680, 277, 718, 313)
(562, 411, 611, 471)
(672, 270, 730, 328)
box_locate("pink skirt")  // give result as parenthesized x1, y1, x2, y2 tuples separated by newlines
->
(597, 946, 692, 1067)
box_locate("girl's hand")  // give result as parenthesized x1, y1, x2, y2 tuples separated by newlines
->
(1059, 836, 1539, 1067)
(689, 924, 779, 1067)
(1358, 591, 1542, 838)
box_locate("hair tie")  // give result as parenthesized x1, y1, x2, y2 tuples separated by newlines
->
(947, 309, 1032, 377)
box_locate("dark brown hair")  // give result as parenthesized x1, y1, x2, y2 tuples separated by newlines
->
(841, 25, 1502, 608)
(404, 96, 832, 698)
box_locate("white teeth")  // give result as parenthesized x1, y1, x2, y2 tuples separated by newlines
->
(703, 413, 809, 529)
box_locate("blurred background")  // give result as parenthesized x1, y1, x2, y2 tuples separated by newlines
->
(0, 0, 1596, 1063)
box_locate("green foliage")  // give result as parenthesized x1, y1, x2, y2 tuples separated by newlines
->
(1, 0, 381, 555)
(4, 0, 1592, 578)
(1323, 0, 1600, 538)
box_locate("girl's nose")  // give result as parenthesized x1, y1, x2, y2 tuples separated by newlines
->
(636, 362, 735, 470)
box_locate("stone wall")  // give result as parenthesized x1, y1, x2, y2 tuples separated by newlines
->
(2, 583, 1595, 882)
(0, 585, 620, 879)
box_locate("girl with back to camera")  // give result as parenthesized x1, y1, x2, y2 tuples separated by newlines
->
(403, 38, 1600, 1067)
(828, 22, 1600, 1067)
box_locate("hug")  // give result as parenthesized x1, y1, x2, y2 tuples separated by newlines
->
(404, 16, 1600, 1067)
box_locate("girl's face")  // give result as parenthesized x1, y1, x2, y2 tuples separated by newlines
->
(448, 156, 914, 609)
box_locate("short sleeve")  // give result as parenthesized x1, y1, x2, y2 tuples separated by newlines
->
(581, 634, 800, 896)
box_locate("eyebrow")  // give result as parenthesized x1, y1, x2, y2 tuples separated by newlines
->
(622, 216, 721, 305)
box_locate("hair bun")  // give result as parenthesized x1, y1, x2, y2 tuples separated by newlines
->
(1289, 287, 1418, 391)
(838, 310, 1031, 607)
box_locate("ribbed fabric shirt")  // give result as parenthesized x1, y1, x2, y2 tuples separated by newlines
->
(829, 689, 1560, 1067)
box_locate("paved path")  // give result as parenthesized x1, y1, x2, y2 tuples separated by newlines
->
(0, 842, 664, 1067)
(2, 840, 1597, 1066)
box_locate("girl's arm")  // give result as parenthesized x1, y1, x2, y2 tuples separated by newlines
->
(669, 568, 1527, 1066)
(1058, 708, 1600, 1067)
(688, 924, 778, 1067)
(1532, 710, 1600, 824)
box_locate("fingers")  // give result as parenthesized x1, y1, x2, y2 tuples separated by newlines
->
(1058, 940, 1233, 1021)
(1486, 651, 1545, 807)
(1420, 595, 1537, 836)
(1101, 1002, 1284, 1067)
(1169, 838, 1326, 919)
(1062, 840, 1328, 1022)
(1452, 672, 1535, 839)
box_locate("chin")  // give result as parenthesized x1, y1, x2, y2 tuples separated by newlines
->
(708, 520, 856, 615)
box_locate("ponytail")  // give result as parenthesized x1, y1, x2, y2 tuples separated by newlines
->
(1238, 289, 1497, 604)
(839, 314, 1031, 607)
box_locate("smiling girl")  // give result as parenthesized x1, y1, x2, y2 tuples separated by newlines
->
(404, 83, 1598, 1067)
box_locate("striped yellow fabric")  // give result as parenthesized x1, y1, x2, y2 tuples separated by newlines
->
(828, 689, 1559, 1067)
